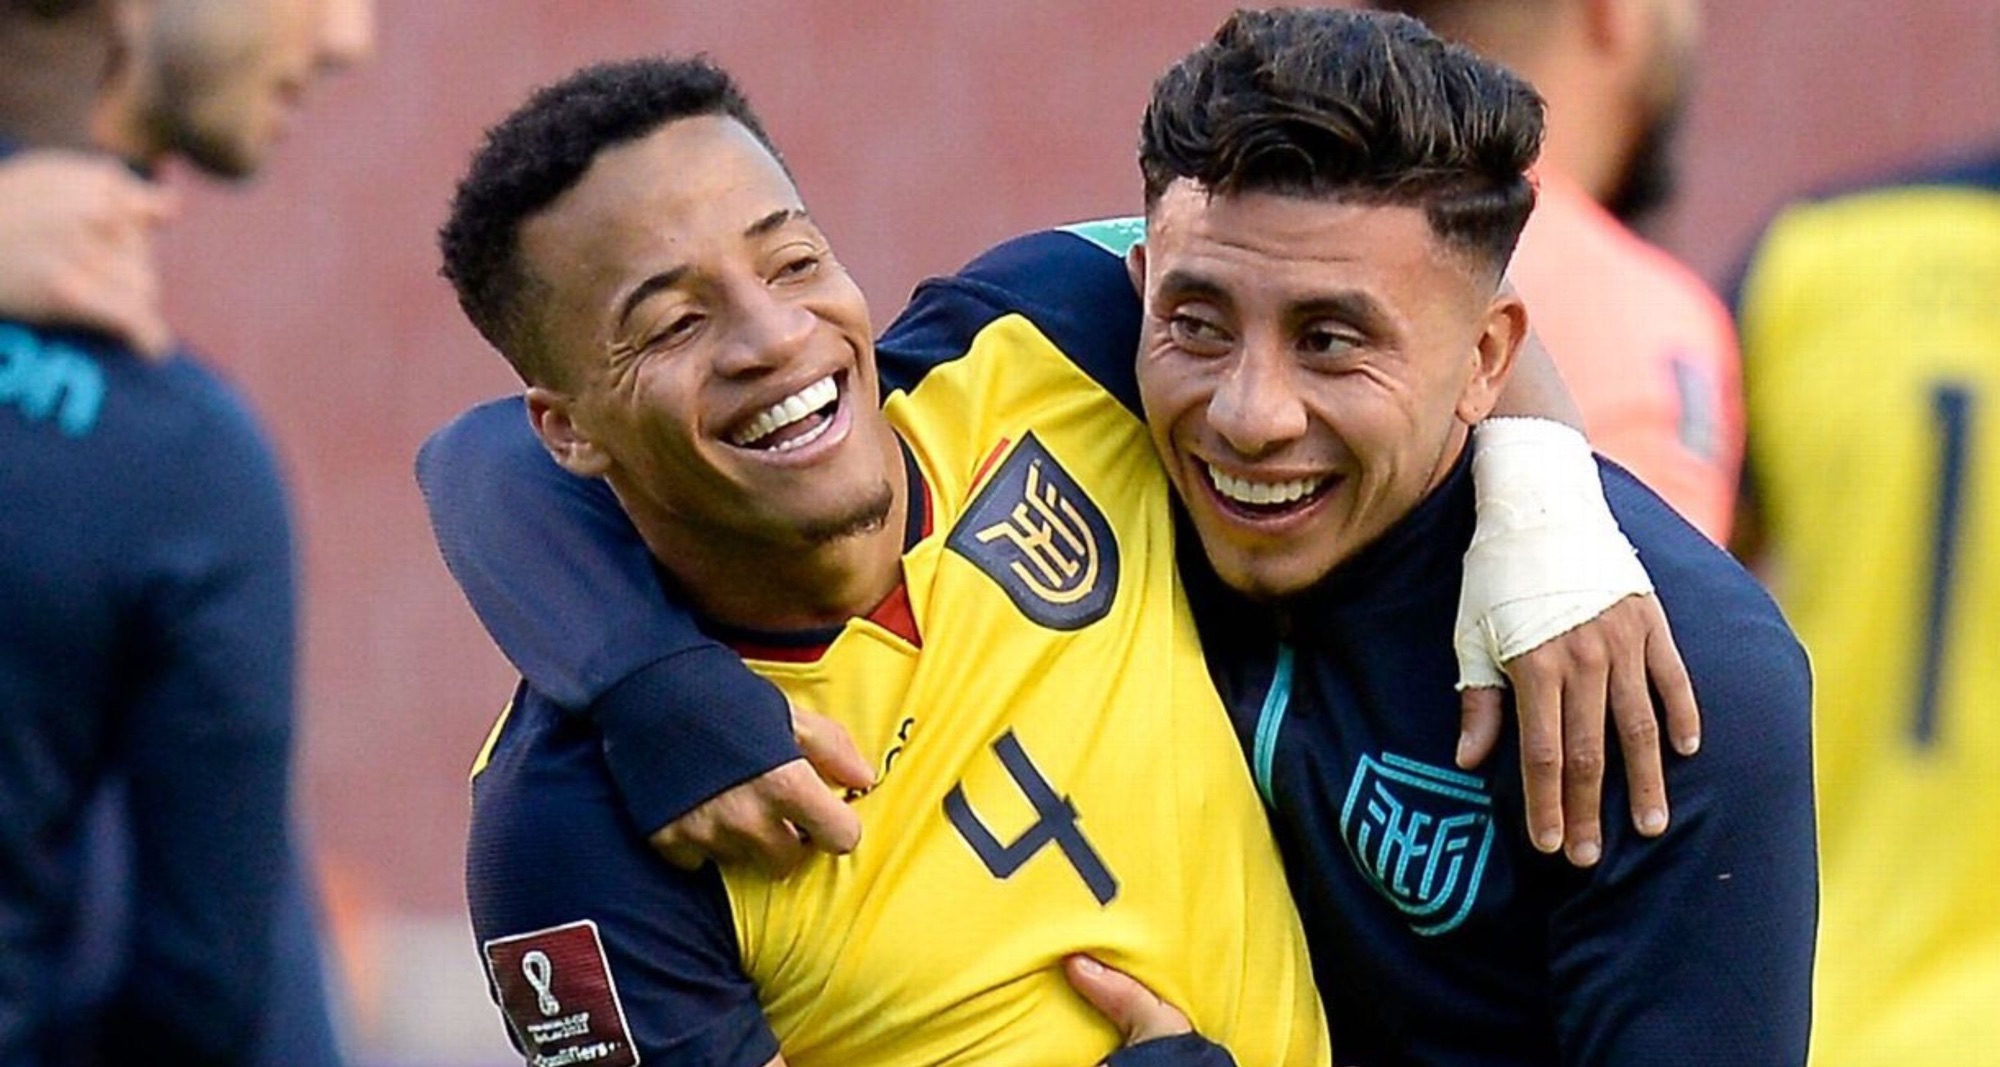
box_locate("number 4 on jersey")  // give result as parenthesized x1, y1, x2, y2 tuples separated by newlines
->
(944, 730, 1119, 905)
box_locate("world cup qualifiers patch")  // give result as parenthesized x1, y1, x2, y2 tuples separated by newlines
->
(484, 920, 639, 1067)
(947, 432, 1118, 630)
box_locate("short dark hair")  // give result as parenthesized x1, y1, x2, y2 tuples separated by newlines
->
(438, 56, 784, 385)
(1138, 7, 1544, 277)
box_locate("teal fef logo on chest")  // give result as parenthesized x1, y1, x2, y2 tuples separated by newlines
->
(1340, 752, 1494, 936)
(946, 432, 1118, 630)
(0, 323, 105, 437)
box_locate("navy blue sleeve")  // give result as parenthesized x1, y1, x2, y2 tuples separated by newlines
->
(1105, 1034, 1238, 1067)
(102, 378, 297, 1063)
(416, 398, 797, 836)
(468, 690, 777, 1067)
(1549, 465, 1818, 1065)
(878, 228, 1144, 413)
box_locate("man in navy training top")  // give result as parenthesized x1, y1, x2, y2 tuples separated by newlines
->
(0, 1, 372, 1063)
(1122, 11, 1814, 1061)
(419, 7, 1812, 1064)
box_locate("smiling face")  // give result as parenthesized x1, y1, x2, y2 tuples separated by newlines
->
(1134, 183, 1524, 599)
(520, 115, 897, 563)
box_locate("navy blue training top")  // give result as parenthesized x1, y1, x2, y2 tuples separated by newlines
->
(1186, 450, 1817, 1065)
(419, 227, 1818, 1064)
(0, 257, 295, 1062)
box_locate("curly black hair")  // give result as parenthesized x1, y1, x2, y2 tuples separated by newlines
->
(438, 56, 784, 385)
(1138, 7, 1544, 277)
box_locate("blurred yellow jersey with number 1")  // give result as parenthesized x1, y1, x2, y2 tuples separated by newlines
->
(1737, 159, 2000, 1066)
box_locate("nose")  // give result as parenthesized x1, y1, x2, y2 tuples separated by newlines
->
(316, 0, 378, 70)
(714, 283, 816, 378)
(1207, 345, 1308, 458)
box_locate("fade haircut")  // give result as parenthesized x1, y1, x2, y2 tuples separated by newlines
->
(439, 56, 786, 386)
(1138, 7, 1545, 280)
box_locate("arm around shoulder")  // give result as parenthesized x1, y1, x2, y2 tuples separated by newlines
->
(417, 397, 800, 834)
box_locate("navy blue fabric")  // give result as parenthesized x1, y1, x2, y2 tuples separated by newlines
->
(1106, 1034, 1238, 1067)
(1, 137, 338, 1067)
(0, 321, 294, 1065)
(1187, 455, 1817, 1067)
(879, 230, 1144, 412)
(467, 687, 779, 1066)
(415, 230, 1141, 833)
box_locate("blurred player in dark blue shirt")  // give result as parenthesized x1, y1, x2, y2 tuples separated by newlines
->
(0, 1, 372, 1063)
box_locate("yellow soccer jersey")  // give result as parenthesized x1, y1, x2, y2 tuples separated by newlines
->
(724, 312, 1327, 1066)
(1737, 168, 2000, 1065)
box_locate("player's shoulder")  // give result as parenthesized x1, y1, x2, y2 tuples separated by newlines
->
(468, 688, 628, 891)
(1741, 149, 2000, 275)
(1803, 146, 2000, 207)
(1601, 459, 1809, 710)
(1, 320, 253, 441)
(878, 221, 1144, 412)
(1729, 148, 2000, 307)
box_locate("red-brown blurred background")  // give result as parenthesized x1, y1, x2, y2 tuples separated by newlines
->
(148, 2, 2000, 1060)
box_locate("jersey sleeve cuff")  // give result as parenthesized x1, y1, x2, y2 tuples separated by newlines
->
(594, 645, 802, 836)
(1105, 1034, 1239, 1067)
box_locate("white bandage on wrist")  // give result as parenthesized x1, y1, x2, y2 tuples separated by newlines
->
(1454, 417, 1654, 691)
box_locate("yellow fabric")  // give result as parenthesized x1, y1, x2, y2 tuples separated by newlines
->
(1739, 185, 2000, 1066)
(721, 315, 1329, 1067)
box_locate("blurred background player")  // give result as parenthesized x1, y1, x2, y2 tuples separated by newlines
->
(0, 0, 372, 1063)
(1732, 140, 2000, 1064)
(1372, 0, 1743, 542)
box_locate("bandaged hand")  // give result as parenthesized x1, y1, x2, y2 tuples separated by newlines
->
(1454, 418, 1700, 867)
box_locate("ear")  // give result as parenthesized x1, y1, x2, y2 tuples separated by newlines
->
(1125, 241, 1148, 299)
(1455, 291, 1529, 425)
(524, 387, 613, 478)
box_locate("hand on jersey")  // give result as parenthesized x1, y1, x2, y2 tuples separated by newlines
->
(0, 151, 176, 357)
(1065, 955, 1238, 1067)
(1453, 419, 1702, 868)
(649, 704, 875, 876)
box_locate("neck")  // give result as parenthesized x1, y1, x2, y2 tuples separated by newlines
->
(0, 12, 113, 151)
(620, 431, 912, 633)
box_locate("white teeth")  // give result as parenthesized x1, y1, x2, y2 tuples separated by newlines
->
(729, 375, 839, 447)
(1206, 464, 1325, 507)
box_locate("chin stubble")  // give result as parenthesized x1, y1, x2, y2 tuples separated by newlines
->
(797, 478, 896, 546)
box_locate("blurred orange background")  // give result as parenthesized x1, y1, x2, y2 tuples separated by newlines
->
(145, 2, 2000, 1060)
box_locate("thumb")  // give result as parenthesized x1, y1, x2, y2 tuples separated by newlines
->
(1063, 955, 1190, 1046)
(792, 704, 875, 792)
(1456, 686, 1504, 770)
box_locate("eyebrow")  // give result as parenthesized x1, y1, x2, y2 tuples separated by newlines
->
(612, 207, 813, 333)
(1290, 291, 1389, 334)
(1154, 268, 1388, 332)
(1153, 268, 1232, 307)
